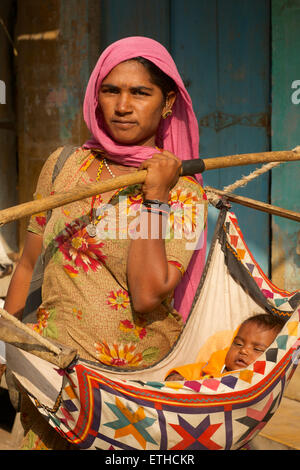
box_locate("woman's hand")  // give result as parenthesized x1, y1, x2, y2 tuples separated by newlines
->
(138, 150, 182, 203)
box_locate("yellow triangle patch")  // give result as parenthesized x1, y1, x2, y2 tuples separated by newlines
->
(236, 248, 246, 260)
(64, 385, 77, 400)
(287, 321, 299, 337)
(239, 369, 254, 384)
(165, 382, 184, 390)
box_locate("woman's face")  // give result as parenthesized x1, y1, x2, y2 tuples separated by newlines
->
(98, 60, 175, 147)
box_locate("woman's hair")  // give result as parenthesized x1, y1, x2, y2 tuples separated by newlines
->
(242, 313, 285, 333)
(130, 56, 177, 99)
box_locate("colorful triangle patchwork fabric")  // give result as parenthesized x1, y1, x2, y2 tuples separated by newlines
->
(221, 211, 300, 317)
(32, 306, 300, 450)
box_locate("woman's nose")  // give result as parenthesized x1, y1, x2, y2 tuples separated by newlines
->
(115, 92, 132, 115)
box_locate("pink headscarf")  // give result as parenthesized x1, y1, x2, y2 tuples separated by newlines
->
(83, 36, 206, 321)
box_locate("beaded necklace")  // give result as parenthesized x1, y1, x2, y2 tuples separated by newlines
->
(103, 158, 116, 178)
(85, 158, 126, 238)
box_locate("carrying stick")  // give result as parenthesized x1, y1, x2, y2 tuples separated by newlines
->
(0, 149, 299, 226)
(205, 187, 300, 223)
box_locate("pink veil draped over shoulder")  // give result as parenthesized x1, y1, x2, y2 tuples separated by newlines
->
(83, 36, 206, 322)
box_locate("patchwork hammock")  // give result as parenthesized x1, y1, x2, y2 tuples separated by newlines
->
(1, 205, 300, 451)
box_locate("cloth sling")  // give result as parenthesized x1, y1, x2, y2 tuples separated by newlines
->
(2, 205, 300, 450)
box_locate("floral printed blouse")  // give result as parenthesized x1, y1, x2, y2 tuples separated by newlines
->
(27, 147, 207, 369)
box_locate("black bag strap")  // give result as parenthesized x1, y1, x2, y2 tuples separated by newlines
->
(46, 145, 78, 222)
(51, 145, 78, 183)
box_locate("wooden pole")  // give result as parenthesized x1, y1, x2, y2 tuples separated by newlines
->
(0, 170, 146, 226)
(205, 187, 300, 223)
(0, 150, 299, 226)
(202, 149, 300, 171)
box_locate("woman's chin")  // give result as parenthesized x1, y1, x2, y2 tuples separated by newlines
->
(113, 135, 155, 147)
(105, 128, 155, 147)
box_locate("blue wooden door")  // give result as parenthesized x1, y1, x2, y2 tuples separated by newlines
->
(100, 0, 271, 273)
(271, 0, 300, 292)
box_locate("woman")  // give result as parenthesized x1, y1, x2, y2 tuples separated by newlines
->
(4, 36, 207, 449)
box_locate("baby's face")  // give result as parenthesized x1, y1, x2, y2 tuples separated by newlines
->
(225, 322, 278, 371)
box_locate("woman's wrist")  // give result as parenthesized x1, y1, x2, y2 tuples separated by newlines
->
(143, 199, 170, 208)
(143, 191, 169, 204)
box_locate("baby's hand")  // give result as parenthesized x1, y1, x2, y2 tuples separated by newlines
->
(165, 371, 184, 381)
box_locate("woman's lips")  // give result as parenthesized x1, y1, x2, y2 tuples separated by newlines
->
(112, 120, 136, 129)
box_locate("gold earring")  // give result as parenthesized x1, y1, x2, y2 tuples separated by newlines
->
(162, 109, 172, 119)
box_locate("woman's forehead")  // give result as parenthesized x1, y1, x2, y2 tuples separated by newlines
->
(101, 60, 154, 86)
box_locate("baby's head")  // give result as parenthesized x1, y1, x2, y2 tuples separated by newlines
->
(225, 314, 285, 372)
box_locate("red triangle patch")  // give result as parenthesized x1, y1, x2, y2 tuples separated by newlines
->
(253, 277, 263, 288)
(202, 378, 220, 391)
(253, 361, 266, 375)
(230, 235, 239, 247)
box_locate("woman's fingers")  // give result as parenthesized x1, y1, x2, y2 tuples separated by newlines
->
(139, 151, 182, 201)
(139, 151, 181, 177)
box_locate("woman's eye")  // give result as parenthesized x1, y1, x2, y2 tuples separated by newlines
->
(132, 89, 150, 96)
(101, 87, 118, 94)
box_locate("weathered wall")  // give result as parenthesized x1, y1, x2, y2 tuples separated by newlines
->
(15, 0, 101, 246)
(271, 0, 300, 291)
(0, 0, 18, 253)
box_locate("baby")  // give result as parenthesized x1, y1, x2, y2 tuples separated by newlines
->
(166, 313, 285, 381)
